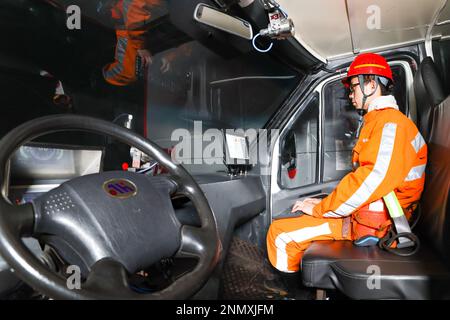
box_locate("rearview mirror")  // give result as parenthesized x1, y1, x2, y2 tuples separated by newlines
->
(194, 3, 253, 40)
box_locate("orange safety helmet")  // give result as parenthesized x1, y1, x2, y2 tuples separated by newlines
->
(342, 53, 394, 88)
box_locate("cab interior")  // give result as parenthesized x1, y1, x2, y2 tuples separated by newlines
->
(0, 0, 449, 300)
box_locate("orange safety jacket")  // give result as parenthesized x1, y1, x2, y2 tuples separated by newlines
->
(111, 0, 162, 29)
(313, 95, 427, 221)
(104, 0, 163, 86)
(111, 0, 162, 46)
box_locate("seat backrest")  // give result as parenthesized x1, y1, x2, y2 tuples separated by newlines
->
(419, 95, 450, 261)
(414, 57, 446, 141)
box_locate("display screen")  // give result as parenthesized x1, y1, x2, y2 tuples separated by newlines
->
(9, 143, 104, 184)
(225, 133, 249, 161)
(224, 133, 250, 165)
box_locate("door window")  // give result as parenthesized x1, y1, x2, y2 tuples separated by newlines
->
(279, 93, 319, 189)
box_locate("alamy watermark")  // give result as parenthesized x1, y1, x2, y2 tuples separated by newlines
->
(66, 265, 81, 290)
(66, 5, 81, 30)
(366, 265, 381, 290)
(170, 121, 279, 175)
(367, 5, 381, 30)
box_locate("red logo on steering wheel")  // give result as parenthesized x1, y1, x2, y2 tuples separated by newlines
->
(103, 179, 137, 199)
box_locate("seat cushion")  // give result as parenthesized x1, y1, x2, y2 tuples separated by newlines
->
(302, 240, 450, 299)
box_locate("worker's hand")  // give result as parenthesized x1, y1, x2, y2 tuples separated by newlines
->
(160, 57, 171, 73)
(137, 49, 153, 68)
(291, 200, 302, 213)
(291, 198, 322, 216)
(303, 197, 322, 205)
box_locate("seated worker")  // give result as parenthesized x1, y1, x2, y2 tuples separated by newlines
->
(266, 53, 427, 277)
(102, 0, 164, 86)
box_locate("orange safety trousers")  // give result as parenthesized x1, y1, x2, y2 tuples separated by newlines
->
(266, 215, 352, 273)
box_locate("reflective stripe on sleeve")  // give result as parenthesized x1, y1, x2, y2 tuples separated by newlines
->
(404, 164, 426, 181)
(103, 37, 128, 80)
(411, 132, 425, 154)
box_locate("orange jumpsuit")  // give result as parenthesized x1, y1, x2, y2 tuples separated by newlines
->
(103, 0, 163, 86)
(267, 95, 427, 273)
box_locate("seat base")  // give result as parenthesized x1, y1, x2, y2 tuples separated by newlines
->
(302, 240, 450, 299)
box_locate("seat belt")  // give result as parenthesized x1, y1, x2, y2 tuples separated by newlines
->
(382, 191, 415, 248)
(379, 191, 420, 256)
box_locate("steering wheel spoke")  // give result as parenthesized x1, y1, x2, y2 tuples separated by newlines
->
(83, 258, 136, 299)
(145, 175, 179, 195)
(0, 202, 35, 237)
(175, 225, 210, 258)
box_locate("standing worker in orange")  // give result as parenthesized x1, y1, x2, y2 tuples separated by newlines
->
(103, 0, 164, 86)
(267, 53, 427, 274)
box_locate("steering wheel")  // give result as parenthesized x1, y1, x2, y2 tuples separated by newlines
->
(0, 115, 220, 299)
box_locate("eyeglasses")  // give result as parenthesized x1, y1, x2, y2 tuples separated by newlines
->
(349, 82, 360, 93)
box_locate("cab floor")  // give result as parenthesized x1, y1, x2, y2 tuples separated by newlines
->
(219, 237, 314, 300)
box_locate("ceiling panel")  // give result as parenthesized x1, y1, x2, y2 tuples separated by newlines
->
(279, 0, 448, 61)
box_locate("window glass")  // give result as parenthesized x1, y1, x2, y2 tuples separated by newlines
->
(279, 94, 319, 189)
(391, 66, 407, 114)
(323, 80, 357, 182)
(147, 42, 301, 147)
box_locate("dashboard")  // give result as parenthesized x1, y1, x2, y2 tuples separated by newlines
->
(1, 140, 267, 299)
(7, 143, 104, 205)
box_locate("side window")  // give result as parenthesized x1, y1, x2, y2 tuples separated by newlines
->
(322, 64, 409, 182)
(323, 80, 357, 182)
(391, 66, 407, 114)
(279, 93, 319, 189)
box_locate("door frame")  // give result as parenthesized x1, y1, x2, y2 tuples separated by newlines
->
(268, 59, 416, 221)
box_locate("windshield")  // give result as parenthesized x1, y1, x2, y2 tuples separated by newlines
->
(1, 0, 302, 174)
(146, 42, 300, 147)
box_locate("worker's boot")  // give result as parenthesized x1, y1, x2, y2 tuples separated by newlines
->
(263, 269, 300, 298)
(263, 269, 316, 300)
(263, 274, 288, 297)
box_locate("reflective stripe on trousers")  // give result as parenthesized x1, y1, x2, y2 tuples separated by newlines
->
(266, 215, 352, 273)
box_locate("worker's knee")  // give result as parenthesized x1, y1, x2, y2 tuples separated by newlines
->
(266, 220, 283, 246)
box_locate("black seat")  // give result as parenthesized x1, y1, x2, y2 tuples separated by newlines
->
(413, 57, 446, 141)
(301, 95, 450, 299)
(302, 241, 450, 299)
(417, 95, 450, 262)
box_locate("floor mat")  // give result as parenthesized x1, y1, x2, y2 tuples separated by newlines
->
(220, 237, 289, 300)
